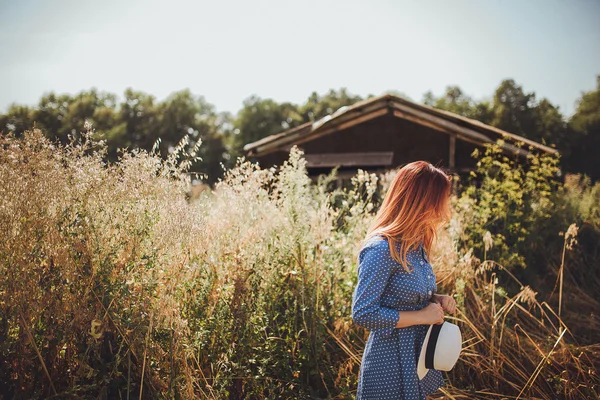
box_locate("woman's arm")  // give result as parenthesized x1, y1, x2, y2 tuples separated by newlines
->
(351, 242, 400, 330)
(394, 311, 423, 328)
(351, 241, 445, 330)
(395, 303, 444, 328)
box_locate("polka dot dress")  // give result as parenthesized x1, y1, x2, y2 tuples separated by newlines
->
(352, 235, 445, 399)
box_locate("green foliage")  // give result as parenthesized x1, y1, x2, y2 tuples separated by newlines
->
(455, 140, 561, 268)
(298, 88, 363, 122)
(423, 85, 493, 124)
(0, 88, 232, 185)
(231, 88, 363, 160)
(232, 96, 303, 153)
(423, 79, 582, 176)
(490, 79, 538, 137)
(566, 76, 600, 180)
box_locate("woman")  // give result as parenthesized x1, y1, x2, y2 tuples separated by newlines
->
(351, 161, 457, 399)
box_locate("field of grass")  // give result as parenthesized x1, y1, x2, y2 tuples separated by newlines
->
(1, 129, 598, 399)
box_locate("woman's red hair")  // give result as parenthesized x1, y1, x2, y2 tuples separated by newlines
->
(361, 161, 452, 272)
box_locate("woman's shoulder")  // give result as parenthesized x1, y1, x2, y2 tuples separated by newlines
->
(362, 235, 420, 252)
(362, 234, 389, 250)
(359, 235, 423, 264)
(359, 235, 389, 257)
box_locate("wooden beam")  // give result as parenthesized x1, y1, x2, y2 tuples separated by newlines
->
(304, 151, 394, 168)
(449, 134, 456, 170)
(309, 168, 388, 180)
(393, 109, 488, 148)
(243, 121, 312, 153)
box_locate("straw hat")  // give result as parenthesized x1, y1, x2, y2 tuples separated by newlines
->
(417, 321, 462, 380)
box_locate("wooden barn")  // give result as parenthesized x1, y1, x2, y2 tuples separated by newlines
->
(243, 94, 558, 183)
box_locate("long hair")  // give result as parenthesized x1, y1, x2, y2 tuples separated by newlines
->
(361, 161, 452, 272)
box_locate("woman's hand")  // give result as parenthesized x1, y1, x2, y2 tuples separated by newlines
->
(432, 294, 457, 314)
(420, 302, 444, 325)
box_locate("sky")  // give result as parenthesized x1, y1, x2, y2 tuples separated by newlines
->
(1, 0, 599, 117)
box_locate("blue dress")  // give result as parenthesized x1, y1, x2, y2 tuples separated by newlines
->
(351, 235, 445, 399)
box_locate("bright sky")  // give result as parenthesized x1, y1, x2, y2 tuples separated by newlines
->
(1, 0, 599, 117)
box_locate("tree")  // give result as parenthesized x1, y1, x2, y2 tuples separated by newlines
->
(117, 88, 160, 151)
(298, 88, 363, 122)
(423, 86, 493, 124)
(532, 98, 567, 151)
(0, 89, 233, 185)
(232, 96, 302, 152)
(34, 93, 73, 142)
(0, 104, 33, 137)
(567, 76, 600, 180)
(232, 89, 364, 159)
(153, 90, 230, 184)
(490, 79, 538, 137)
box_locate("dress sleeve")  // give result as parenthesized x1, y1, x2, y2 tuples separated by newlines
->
(351, 241, 399, 331)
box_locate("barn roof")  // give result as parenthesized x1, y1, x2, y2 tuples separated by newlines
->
(243, 93, 558, 158)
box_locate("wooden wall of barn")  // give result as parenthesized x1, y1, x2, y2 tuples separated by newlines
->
(250, 113, 480, 179)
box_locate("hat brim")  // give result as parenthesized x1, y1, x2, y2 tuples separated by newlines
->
(417, 324, 435, 380)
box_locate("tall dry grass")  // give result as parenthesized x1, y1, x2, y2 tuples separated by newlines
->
(428, 223, 599, 399)
(0, 129, 598, 399)
(0, 129, 205, 398)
